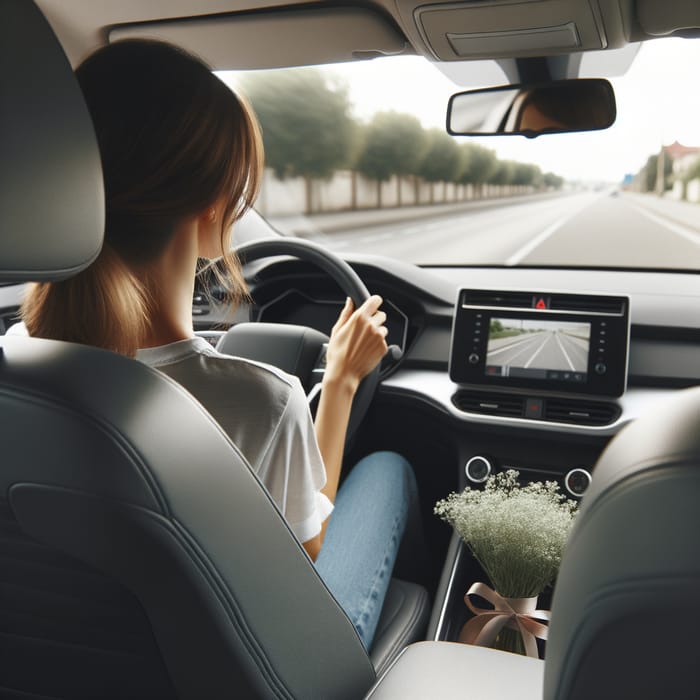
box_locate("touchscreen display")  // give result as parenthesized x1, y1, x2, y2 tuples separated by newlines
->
(485, 317, 591, 382)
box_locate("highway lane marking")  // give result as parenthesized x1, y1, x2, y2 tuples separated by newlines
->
(524, 332, 554, 368)
(504, 196, 598, 266)
(624, 200, 700, 247)
(560, 332, 588, 368)
(487, 335, 537, 356)
(498, 333, 546, 366)
(554, 332, 576, 371)
(328, 195, 586, 249)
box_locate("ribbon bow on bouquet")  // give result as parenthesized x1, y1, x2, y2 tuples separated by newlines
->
(458, 582, 550, 658)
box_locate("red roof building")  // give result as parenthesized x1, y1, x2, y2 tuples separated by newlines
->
(663, 141, 700, 161)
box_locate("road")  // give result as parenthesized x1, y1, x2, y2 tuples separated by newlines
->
(296, 191, 700, 267)
(487, 329, 589, 373)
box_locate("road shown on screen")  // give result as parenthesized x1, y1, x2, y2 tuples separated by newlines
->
(486, 323, 589, 373)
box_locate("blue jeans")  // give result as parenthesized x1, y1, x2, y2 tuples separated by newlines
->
(315, 451, 416, 651)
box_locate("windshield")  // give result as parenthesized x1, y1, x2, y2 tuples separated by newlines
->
(219, 38, 700, 270)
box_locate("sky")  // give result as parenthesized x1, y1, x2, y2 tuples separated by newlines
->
(222, 37, 700, 184)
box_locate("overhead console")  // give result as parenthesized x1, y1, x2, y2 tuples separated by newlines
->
(449, 288, 630, 399)
(395, 0, 631, 62)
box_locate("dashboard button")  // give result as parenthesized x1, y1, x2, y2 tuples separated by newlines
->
(465, 455, 492, 483)
(525, 398, 543, 418)
(595, 362, 607, 375)
(468, 353, 480, 364)
(565, 468, 592, 497)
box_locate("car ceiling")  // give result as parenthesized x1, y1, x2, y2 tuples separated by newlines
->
(35, 0, 700, 73)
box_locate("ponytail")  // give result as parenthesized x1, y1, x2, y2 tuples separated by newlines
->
(22, 244, 149, 357)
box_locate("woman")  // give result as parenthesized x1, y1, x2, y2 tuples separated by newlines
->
(21, 39, 417, 651)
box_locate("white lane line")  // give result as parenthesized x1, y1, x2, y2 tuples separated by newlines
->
(500, 333, 546, 365)
(524, 332, 554, 368)
(625, 201, 700, 246)
(487, 334, 540, 357)
(505, 197, 596, 266)
(554, 332, 576, 371)
(561, 333, 588, 368)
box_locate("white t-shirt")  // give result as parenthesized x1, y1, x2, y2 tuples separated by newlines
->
(135, 337, 333, 543)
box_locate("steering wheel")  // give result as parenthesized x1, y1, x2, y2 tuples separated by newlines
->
(217, 237, 380, 446)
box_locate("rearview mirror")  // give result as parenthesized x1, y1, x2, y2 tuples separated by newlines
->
(447, 79, 616, 139)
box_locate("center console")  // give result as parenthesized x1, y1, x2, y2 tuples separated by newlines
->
(417, 288, 632, 646)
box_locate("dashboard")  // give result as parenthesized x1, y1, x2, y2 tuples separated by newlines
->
(192, 254, 700, 512)
(194, 253, 700, 390)
(257, 289, 409, 357)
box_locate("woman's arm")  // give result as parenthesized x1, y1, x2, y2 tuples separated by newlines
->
(314, 295, 388, 505)
(300, 295, 387, 560)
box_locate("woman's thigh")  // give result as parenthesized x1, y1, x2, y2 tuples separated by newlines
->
(315, 451, 416, 650)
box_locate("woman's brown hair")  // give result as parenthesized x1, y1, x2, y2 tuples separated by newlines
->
(22, 39, 263, 355)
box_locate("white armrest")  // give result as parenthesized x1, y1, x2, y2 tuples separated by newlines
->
(364, 641, 544, 700)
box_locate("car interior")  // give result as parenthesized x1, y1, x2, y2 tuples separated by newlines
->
(2, 0, 700, 698)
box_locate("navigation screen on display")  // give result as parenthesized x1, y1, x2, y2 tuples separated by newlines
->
(485, 317, 591, 382)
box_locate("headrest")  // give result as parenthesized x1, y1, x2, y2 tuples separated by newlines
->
(0, 1, 104, 283)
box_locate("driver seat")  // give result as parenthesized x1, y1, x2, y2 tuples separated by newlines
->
(0, 3, 428, 698)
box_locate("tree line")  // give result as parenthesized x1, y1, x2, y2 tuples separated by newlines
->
(635, 152, 673, 193)
(239, 68, 564, 209)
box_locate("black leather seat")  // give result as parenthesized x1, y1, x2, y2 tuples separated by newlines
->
(542, 385, 700, 699)
(0, 2, 428, 698)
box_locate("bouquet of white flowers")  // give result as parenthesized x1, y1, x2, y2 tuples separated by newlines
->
(435, 470, 577, 656)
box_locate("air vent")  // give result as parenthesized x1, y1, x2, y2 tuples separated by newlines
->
(452, 390, 525, 418)
(461, 290, 533, 308)
(460, 289, 627, 315)
(543, 399, 620, 426)
(549, 295, 626, 315)
(453, 390, 620, 426)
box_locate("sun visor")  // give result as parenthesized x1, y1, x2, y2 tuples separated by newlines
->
(405, 0, 612, 61)
(109, 7, 409, 70)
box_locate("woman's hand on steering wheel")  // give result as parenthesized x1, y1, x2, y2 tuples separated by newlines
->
(324, 295, 388, 395)
(226, 237, 387, 446)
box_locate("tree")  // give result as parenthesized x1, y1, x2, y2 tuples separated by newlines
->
(543, 172, 564, 189)
(415, 129, 461, 202)
(240, 68, 355, 212)
(458, 143, 498, 196)
(355, 111, 426, 207)
(488, 160, 516, 187)
(641, 152, 672, 193)
(511, 162, 543, 188)
(643, 154, 658, 192)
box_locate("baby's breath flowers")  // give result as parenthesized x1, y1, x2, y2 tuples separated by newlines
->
(435, 470, 577, 598)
